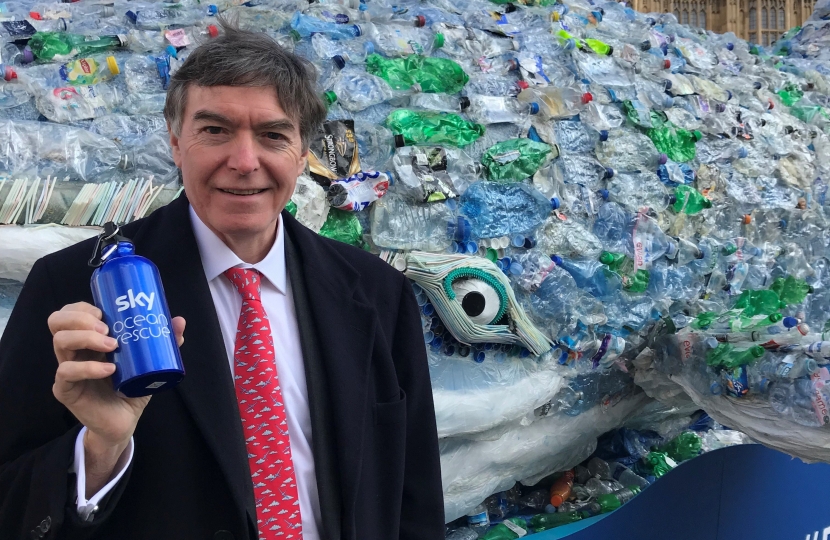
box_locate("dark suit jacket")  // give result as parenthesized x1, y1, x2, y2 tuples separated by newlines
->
(0, 194, 444, 540)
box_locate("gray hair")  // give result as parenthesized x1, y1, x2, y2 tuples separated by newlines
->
(164, 20, 327, 150)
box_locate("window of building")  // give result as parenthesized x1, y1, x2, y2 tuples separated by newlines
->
(750, 7, 757, 30)
(762, 7, 768, 28)
(749, 32, 757, 42)
(771, 7, 777, 28)
(674, 9, 681, 21)
(700, 10, 706, 26)
(764, 33, 770, 46)
(779, 8, 785, 27)
(682, 9, 689, 23)
(692, 10, 698, 25)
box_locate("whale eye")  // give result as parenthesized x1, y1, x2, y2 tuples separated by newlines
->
(444, 268, 508, 326)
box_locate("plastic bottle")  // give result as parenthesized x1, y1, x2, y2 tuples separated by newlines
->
(557, 500, 602, 516)
(609, 462, 650, 488)
(433, 22, 517, 60)
(479, 517, 529, 540)
(290, 12, 362, 40)
(311, 32, 374, 63)
(706, 343, 766, 370)
(365, 53, 469, 94)
(391, 145, 479, 202)
(466, 503, 490, 535)
(671, 185, 711, 215)
(447, 527, 480, 540)
(385, 109, 485, 147)
(517, 86, 593, 120)
(125, 5, 211, 31)
(597, 487, 641, 513)
(27, 31, 126, 61)
(363, 20, 437, 56)
(554, 120, 608, 153)
(370, 193, 455, 251)
(586, 457, 612, 480)
(595, 128, 668, 172)
(652, 333, 722, 395)
(555, 257, 623, 298)
(328, 67, 401, 112)
(460, 95, 538, 125)
(548, 470, 574, 506)
(480, 138, 552, 182)
(528, 511, 584, 531)
(459, 181, 554, 239)
(36, 82, 122, 122)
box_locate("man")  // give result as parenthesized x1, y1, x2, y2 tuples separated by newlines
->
(0, 25, 444, 540)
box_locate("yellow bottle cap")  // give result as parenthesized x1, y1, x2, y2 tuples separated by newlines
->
(107, 56, 120, 76)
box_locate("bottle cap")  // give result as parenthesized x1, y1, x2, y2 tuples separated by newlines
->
(782, 316, 799, 328)
(2, 66, 16, 81)
(658, 153, 668, 165)
(551, 11, 560, 21)
(433, 32, 444, 49)
(509, 262, 523, 275)
(603, 167, 615, 179)
(550, 197, 561, 210)
(663, 59, 671, 69)
(466, 241, 478, 254)
(639, 40, 651, 51)
(512, 235, 525, 248)
(353, 24, 363, 37)
(742, 214, 752, 224)
(598, 189, 609, 200)
(415, 14, 426, 27)
(106, 56, 120, 75)
(22, 47, 34, 64)
(711, 381, 724, 395)
(726, 90, 733, 100)
(692, 130, 702, 141)
(207, 24, 219, 38)
(323, 91, 337, 106)
(529, 102, 540, 115)
(591, 10, 603, 22)
(599, 252, 614, 265)
(715, 103, 726, 113)
(126, 10, 137, 23)
(102, 6, 115, 17)
(524, 237, 536, 249)
(727, 42, 734, 50)
(581, 92, 593, 104)
(753, 81, 762, 90)
(663, 78, 672, 90)
(208, 4, 218, 15)
(333, 55, 346, 69)
(394, 134, 406, 148)
(166, 44, 178, 58)
(517, 80, 529, 90)
(784, 125, 795, 134)
(459, 96, 471, 110)
(660, 43, 668, 55)
(551, 255, 564, 266)
(504, 3, 517, 13)
(738, 147, 748, 158)
(606, 45, 614, 56)
(550, 494, 566, 507)
(29, 11, 42, 20)
(599, 130, 608, 141)
(664, 96, 674, 108)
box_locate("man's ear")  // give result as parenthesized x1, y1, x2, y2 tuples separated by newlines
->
(296, 149, 309, 178)
(168, 123, 182, 168)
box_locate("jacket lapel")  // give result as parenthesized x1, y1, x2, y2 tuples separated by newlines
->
(132, 194, 257, 533)
(282, 213, 377, 539)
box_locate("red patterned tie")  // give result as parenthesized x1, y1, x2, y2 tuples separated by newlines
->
(224, 268, 303, 539)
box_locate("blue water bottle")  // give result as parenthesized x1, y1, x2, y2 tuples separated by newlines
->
(88, 222, 185, 397)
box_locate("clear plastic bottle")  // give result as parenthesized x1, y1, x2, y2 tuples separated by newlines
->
(460, 95, 538, 125)
(370, 193, 456, 251)
(35, 83, 122, 122)
(465, 503, 490, 536)
(517, 86, 593, 120)
(363, 20, 437, 56)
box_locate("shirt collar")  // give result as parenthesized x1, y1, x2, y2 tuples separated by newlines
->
(188, 204, 287, 295)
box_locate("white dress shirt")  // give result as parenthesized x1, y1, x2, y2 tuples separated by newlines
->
(73, 206, 322, 539)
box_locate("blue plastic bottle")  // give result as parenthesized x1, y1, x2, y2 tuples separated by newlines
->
(89, 223, 184, 397)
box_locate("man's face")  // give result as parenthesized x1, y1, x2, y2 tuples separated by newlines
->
(169, 85, 307, 244)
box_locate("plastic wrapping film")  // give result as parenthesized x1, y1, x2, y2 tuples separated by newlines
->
(441, 391, 649, 522)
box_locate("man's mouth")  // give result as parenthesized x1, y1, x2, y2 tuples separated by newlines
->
(220, 188, 266, 195)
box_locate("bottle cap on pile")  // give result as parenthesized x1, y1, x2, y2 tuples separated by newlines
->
(2, 65, 16, 81)
(433, 33, 444, 49)
(166, 45, 178, 58)
(126, 10, 138, 23)
(599, 130, 609, 142)
(639, 40, 651, 51)
(333, 55, 347, 69)
(207, 24, 219, 38)
(415, 15, 426, 27)
(529, 102, 540, 115)
(727, 42, 735, 50)
(323, 91, 337, 106)
(663, 59, 671, 69)
(517, 80, 529, 90)
(504, 3, 518, 13)
(581, 92, 593, 104)
(208, 5, 219, 15)
(394, 134, 406, 148)
(459, 96, 471, 110)
(106, 56, 120, 75)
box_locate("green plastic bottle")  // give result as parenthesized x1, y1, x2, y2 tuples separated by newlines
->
(657, 432, 702, 463)
(671, 185, 711, 214)
(385, 109, 485, 147)
(528, 511, 585, 531)
(554, 30, 612, 55)
(600, 251, 650, 293)
(642, 452, 674, 478)
(734, 289, 786, 316)
(646, 124, 701, 163)
(28, 31, 125, 61)
(769, 275, 813, 305)
(737, 312, 784, 331)
(480, 138, 553, 182)
(777, 82, 804, 107)
(318, 208, 363, 247)
(690, 311, 719, 330)
(480, 517, 529, 539)
(706, 343, 765, 370)
(596, 486, 641, 513)
(365, 53, 469, 94)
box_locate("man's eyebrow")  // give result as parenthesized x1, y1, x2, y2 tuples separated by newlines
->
(192, 110, 234, 126)
(253, 119, 296, 132)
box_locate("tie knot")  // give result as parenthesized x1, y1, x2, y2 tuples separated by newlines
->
(224, 268, 262, 302)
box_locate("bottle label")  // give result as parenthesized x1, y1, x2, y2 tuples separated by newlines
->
(631, 212, 650, 271)
(59, 57, 102, 86)
(723, 366, 748, 397)
(165, 28, 191, 47)
(503, 520, 527, 537)
(810, 367, 830, 426)
(111, 288, 172, 345)
(467, 511, 488, 527)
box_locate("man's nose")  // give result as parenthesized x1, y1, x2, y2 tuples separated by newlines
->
(227, 132, 260, 175)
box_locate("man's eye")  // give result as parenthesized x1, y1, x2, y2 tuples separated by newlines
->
(204, 126, 223, 135)
(265, 132, 285, 141)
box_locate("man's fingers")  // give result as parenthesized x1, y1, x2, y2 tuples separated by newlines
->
(60, 302, 103, 319)
(48, 310, 109, 336)
(54, 360, 116, 396)
(53, 330, 118, 359)
(172, 316, 186, 347)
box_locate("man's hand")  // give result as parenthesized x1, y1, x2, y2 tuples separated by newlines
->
(48, 302, 185, 496)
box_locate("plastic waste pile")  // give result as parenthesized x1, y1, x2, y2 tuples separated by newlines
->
(445, 415, 753, 538)
(3, 0, 830, 529)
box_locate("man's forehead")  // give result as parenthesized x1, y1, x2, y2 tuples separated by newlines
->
(184, 85, 294, 124)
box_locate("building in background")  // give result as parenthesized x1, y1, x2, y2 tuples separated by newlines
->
(628, 0, 815, 46)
